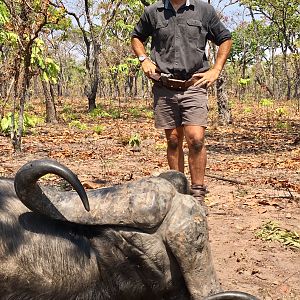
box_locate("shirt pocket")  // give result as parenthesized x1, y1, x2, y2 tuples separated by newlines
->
(186, 19, 202, 46)
(154, 20, 169, 44)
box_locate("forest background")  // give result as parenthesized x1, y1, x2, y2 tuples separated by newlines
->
(0, 0, 299, 299)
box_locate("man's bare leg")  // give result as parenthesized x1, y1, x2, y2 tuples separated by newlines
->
(165, 127, 185, 173)
(184, 125, 206, 185)
(184, 125, 208, 214)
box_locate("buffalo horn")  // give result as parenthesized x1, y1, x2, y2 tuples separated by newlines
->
(14, 159, 90, 220)
(14, 159, 172, 228)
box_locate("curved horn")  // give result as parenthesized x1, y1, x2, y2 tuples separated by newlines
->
(14, 159, 89, 220)
(205, 291, 259, 300)
(14, 159, 173, 228)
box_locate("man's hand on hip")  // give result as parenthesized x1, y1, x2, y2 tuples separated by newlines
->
(192, 68, 221, 88)
(141, 59, 161, 81)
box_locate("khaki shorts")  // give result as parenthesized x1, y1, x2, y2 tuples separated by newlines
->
(152, 83, 208, 129)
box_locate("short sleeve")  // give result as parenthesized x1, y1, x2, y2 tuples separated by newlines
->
(131, 9, 154, 42)
(206, 7, 231, 46)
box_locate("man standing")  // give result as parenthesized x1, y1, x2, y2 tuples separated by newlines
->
(131, 0, 232, 214)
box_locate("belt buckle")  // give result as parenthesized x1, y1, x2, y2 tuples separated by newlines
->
(169, 78, 186, 90)
(161, 74, 186, 90)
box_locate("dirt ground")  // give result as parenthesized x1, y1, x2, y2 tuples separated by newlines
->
(0, 97, 299, 299)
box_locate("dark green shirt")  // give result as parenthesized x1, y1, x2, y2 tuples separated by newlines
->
(132, 0, 231, 79)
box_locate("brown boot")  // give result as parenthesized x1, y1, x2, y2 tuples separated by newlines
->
(190, 184, 208, 216)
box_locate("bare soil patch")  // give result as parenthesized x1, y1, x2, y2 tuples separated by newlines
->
(1, 97, 299, 299)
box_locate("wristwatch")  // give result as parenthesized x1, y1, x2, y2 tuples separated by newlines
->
(138, 55, 149, 63)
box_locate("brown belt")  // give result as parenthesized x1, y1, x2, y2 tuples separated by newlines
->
(160, 76, 198, 91)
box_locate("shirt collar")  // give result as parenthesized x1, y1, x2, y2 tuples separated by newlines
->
(159, 0, 193, 9)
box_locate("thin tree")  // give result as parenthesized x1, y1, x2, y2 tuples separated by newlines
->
(209, 0, 232, 124)
(0, 0, 65, 151)
(60, 0, 122, 111)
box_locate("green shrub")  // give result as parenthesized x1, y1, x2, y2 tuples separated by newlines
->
(259, 98, 273, 107)
(243, 107, 252, 113)
(109, 109, 120, 119)
(256, 221, 300, 249)
(144, 109, 154, 119)
(238, 77, 251, 86)
(0, 112, 42, 135)
(276, 121, 291, 130)
(275, 107, 287, 118)
(62, 104, 73, 114)
(93, 125, 105, 134)
(90, 106, 120, 119)
(61, 104, 78, 121)
(128, 108, 142, 118)
(68, 120, 87, 130)
(90, 107, 111, 118)
(155, 142, 167, 150)
(129, 133, 141, 147)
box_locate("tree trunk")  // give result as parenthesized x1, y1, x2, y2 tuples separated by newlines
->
(41, 80, 58, 123)
(83, 1, 100, 112)
(0, 78, 14, 120)
(84, 75, 98, 112)
(84, 44, 99, 112)
(271, 38, 277, 99)
(12, 53, 31, 152)
(216, 73, 232, 125)
(292, 57, 300, 102)
(33, 74, 40, 98)
(13, 73, 28, 152)
(282, 46, 291, 100)
(127, 76, 133, 98)
(134, 74, 138, 98)
(142, 74, 147, 98)
(57, 56, 63, 97)
(256, 76, 274, 98)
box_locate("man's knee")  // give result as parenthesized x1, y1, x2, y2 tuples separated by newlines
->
(167, 136, 181, 150)
(189, 137, 205, 153)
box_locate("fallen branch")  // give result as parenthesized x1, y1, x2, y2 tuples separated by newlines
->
(205, 173, 245, 185)
(286, 187, 295, 199)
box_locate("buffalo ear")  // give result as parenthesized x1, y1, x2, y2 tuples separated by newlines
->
(158, 171, 190, 195)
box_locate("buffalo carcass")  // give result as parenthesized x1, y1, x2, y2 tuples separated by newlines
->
(0, 159, 220, 299)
